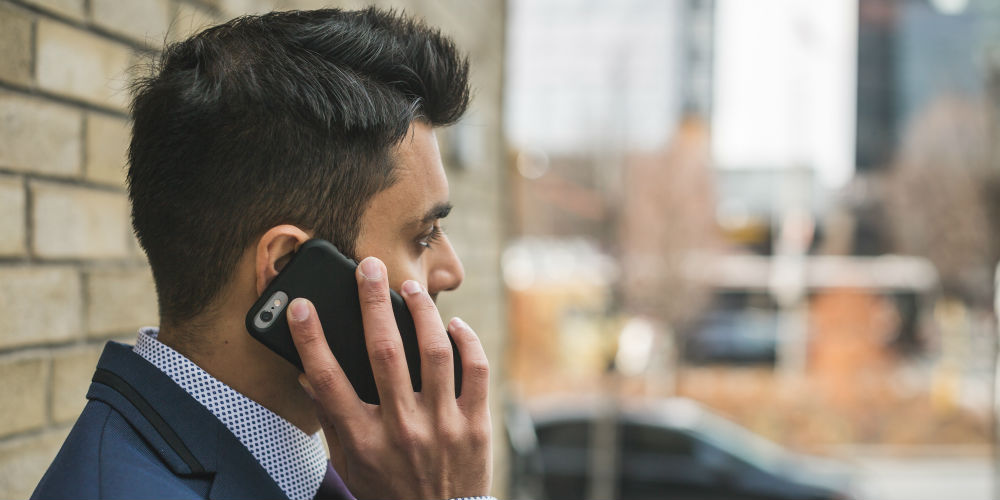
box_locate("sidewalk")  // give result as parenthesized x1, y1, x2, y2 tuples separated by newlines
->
(834, 446, 992, 500)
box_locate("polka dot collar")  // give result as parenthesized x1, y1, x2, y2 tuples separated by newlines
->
(133, 328, 328, 500)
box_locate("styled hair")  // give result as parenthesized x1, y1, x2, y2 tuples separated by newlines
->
(127, 8, 470, 325)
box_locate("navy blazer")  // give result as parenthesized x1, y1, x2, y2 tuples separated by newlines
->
(32, 341, 348, 500)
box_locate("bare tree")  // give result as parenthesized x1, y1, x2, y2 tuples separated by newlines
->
(619, 116, 721, 329)
(883, 95, 998, 306)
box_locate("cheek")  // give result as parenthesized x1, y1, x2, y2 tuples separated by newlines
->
(383, 251, 429, 291)
(353, 229, 431, 291)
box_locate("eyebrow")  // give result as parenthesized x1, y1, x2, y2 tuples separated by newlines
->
(410, 202, 453, 228)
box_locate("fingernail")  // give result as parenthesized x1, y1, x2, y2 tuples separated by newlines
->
(298, 374, 316, 400)
(401, 280, 422, 296)
(450, 317, 468, 331)
(289, 298, 310, 322)
(359, 257, 383, 281)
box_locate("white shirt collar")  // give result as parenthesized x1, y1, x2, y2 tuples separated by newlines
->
(133, 327, 328, 500)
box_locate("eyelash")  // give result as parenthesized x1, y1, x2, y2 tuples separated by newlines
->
(418, 224, 444, 249)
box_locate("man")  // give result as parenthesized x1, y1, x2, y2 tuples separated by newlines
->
(32, 8, 492, 500)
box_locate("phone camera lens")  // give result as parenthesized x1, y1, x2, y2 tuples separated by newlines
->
(260, 310, 274, 322)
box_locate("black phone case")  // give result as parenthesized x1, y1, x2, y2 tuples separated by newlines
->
(245, 239, 462, 405)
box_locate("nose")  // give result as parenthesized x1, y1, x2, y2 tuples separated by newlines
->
(427, 234, 464, 296)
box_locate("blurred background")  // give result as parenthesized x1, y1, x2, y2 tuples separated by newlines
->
(0, 0, 998, 499)
(503, 1, 1000, 499)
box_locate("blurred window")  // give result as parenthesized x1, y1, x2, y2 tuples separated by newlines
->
(620, 423, 695, 456)
(535, 419, 591, 448)
(618, 423, 717, 498)
(535, 419, 591, 500)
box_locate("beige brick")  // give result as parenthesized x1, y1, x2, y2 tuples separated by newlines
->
(0, 5, 34, 86)
(0, 267, 82, 349)
(283, 0, 340, 9)
(20, 0, 85, 21)
(85, 113, 131, 187)
(0, 428, 70, 499)
(110, 333, 138, 345)
(0, 176, 26, 257)
(86, 267, 158, 337)
(0, 354, 49, 438)
(51, 345, 101, 423)
(188, 0, 223, 9)
(168, 2, 219, 43)
(31, 182, 130, 259)
(36, 20, 133, 110)
(218, 0, 278, 17)
(92, 0, 170, 46)
(0, 93, 83, 177)
(129, 230, 147, 259)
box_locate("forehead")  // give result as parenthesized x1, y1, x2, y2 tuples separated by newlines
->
(363, 122, 449, 228)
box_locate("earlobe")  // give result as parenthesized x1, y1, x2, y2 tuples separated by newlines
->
(255, 225, 311, 296)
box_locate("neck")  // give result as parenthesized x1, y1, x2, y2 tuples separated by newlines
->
(158, 312, 320, 434)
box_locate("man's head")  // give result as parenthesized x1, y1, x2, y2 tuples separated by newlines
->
(128, 8, 469, 331)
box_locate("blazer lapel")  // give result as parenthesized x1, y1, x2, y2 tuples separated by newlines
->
(87, 341, 288, 500)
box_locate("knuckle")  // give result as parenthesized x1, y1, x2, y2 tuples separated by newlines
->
(467, 418, 492, 448)
(467, 358, 490, 382)
(296, 327, 326, 348)
(309, 367, 341, 394)
(470, 426, 491, 449)
(360, 284, 390, 310)
(423, 342, 453, 366)
(437, 421, 463, 448)
(391, 419, 428, 450)
(369, 339, 402, 363)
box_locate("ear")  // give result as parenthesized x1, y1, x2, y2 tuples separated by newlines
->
(255, 225, 311, 296)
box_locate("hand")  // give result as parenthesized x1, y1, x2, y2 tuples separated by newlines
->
(287, 256, 492, 500)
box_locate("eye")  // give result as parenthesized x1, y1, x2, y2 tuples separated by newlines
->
(417, 224, 444, 250)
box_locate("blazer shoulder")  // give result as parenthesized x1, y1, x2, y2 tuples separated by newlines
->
(34, 341, 287, 500)
(32, 400, 108, 500)
(32, 400, 210, 500)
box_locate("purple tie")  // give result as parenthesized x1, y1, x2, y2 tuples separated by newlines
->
(313, 462, 355, 500)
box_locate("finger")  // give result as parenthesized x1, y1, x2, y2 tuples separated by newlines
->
(448, 317, 489, 411)
(356, 256, 415, 408)
(400, 280, 455, 404)
(288, 297, 365, 422)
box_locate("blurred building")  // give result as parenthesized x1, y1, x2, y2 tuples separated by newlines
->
(504, 0, 722, 397)
(852, 0, 1000, 302)
(680, 0, 1000, 453)
(506, 0, 999, 461)
(857, 0, 994, 173)
(679, 0, 716, 118)
(506, 0, 690, 155)
(504, 0, 718, 269)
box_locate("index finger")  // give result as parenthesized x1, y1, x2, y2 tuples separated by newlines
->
(287, 297, 365, 422)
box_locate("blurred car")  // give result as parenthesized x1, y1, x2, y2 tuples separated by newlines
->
(505, 394, 547, 500)
(527, 396, 856, 500)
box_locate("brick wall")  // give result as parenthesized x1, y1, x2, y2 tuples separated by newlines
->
(0, 0, 509, 497)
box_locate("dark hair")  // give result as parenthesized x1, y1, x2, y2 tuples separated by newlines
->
(127, 8, 470, 325)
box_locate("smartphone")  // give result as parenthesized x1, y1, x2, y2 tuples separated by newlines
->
(245, 238, 461, 405)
